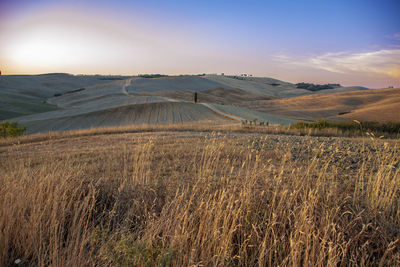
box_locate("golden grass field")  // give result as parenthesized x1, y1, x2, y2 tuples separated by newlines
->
(249, 87, 400, 122)
(1, 125, 399, 266)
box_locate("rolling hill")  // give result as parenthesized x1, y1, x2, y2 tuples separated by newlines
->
(246, 87, 400, 122)
(0, 73, 126, 119)
(2, 73, 397, 133)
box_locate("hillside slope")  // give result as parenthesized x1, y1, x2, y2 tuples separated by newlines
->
(0, 73, 124, 119)
(248, 87, 400, 122)
(18, 102, 231, 133)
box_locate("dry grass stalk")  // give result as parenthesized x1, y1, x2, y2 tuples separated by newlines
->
(0, 131, 399, 266)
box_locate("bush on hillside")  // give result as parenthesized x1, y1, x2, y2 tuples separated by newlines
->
(1, 121, 27, 138)
(295, 82, 335, 91)
(138, 74, 169, 78)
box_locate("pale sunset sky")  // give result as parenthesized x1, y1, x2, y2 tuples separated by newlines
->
(0, 0, 399, 88)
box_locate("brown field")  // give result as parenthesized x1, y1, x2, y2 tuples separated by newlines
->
(248, 87, 400, 122)
(1, 125, 399, 266)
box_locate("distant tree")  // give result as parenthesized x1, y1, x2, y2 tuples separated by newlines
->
(295, 82, 334, 91)
(138, 74, 168, 78)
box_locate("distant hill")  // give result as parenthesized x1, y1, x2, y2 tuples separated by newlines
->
(2, 73, 389, 134)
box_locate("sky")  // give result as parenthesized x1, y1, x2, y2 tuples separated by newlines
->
(0, 0, 399, 88)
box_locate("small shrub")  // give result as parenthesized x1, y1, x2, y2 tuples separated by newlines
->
(1, 121, 27, 138)
(138, 74, 168, 78)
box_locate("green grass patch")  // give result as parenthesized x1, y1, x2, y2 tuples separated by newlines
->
(0, 110, 23, 120)
(0, 92, 59, 119)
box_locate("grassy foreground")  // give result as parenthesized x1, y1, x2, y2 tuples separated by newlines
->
(0, 130, 399, 266)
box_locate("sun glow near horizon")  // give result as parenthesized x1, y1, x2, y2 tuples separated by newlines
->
(0, 7, 242, 76)
(0, 9, 161, 74)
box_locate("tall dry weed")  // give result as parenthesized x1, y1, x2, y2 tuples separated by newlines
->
(0, 133, 399, 266)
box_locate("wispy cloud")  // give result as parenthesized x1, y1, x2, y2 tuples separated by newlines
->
(386, 32, 400, 41)
(275, 49, 400, 80)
